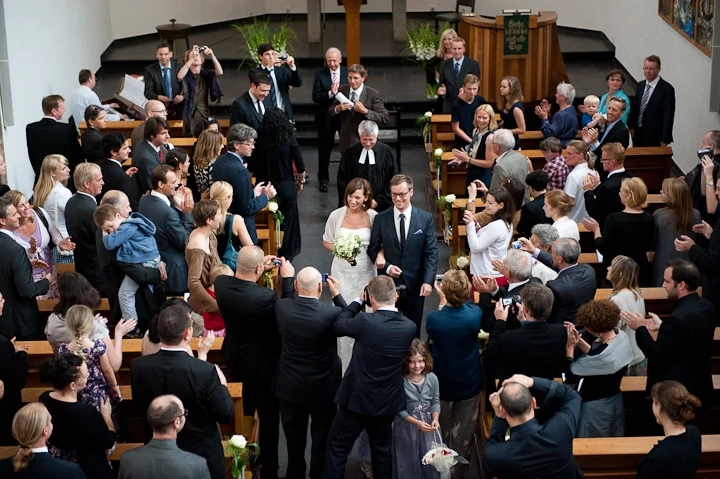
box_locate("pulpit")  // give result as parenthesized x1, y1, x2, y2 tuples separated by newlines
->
(458, 11, 568, 104)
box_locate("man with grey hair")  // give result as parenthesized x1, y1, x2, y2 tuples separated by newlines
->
(488, 129, 531, 204)
(212, 123, 276, 245)
(519, 236, 596, 324)
(528, 224, 559, 284)
(274, 267, 347, 479)
(336, 120, 398, 211)
(535, 82, 579, 147)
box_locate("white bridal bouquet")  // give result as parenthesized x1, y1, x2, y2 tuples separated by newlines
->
(333, 232, 362, 267)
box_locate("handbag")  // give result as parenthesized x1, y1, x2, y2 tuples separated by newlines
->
(220, 214, 238, 272)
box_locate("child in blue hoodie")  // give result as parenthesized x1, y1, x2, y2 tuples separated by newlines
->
(93, 204, 162, 323)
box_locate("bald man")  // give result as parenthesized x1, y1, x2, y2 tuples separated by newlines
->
(131, 99, 169, 155)
(214, 247, 296, 479)
(274, 267, 347, 479)
(118, 395, 210, 479)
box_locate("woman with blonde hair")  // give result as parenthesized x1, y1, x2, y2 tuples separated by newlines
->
(606, 255, 647, 375)
(0, 403, 86, 477)
(498, 75, 526, 149)
(32, 155, 72, 241)
(451, 103, 498, 186)
(209, 181, 254, 271)
(584, 177, 655, 285)
(652, 178, 701, 286)
(187, 129, 224, 198)
(426, 29, 457, 96)
(543, 190, 579, 240)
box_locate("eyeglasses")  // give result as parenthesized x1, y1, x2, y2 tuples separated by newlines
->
(176, 409, 189, 421)
(391, 190, 412, 198)
(241, 141, 255, 148)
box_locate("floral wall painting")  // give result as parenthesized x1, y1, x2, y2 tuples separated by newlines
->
(658, 0, 714, 55)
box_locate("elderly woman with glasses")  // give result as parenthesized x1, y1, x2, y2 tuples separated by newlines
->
(80, 105, 106, 163)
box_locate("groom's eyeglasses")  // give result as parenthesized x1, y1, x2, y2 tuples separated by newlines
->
(391, 190, 412, 199)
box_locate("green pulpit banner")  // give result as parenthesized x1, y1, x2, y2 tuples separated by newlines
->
(504, 14, 529, 55)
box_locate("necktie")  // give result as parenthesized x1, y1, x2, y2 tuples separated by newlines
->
(638, 83, 651, 127)
(350, 91, 357, 103)
(454, 62, 460, 80)
(255, 100, 264, 115)
(158, 149, 164, 163)
(266, 68, 277, 107)
(162, 67, 172, 98)
(399, 213, 406, 249)
(332, 71, 338, 87)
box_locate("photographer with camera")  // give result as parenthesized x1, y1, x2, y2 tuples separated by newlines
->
(214, 246, 295, 479)
(324, 275, 415, 479)
(249, 43, 302, 119)
(684, 130, 720, 222)
(177, 44, 224, 137)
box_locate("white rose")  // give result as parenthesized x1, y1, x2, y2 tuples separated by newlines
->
(434, 148, 443, 157)
(229, 434, 247, 448)
(424, 111, 432, 118)
(456, 256, 469, 269)
(268, 202, 279, 213)
(444, 194, 456, 203)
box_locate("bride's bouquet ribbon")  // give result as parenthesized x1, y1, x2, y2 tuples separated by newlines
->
(332, 232, 362, 267)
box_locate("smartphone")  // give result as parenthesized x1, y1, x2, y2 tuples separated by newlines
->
(697, 148, 713, 159)
(436, 274, 444, 283)
(511, 241, 522, 250)
(321, 273, 329, 283)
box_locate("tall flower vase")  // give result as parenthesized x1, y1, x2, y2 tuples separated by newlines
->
(443, 215, 451, 245)
(275, 218, 281, 252)
(231, 465, 245, 479)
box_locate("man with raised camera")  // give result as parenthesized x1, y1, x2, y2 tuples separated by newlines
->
(249, 43, 302, 118)
(685, 130, 720, 222)
(323, 275, 416, 479)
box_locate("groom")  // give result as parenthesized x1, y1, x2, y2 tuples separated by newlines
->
(368, 174, 438, 336)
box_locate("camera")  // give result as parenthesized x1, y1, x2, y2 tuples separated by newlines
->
(279, 53, 288, 61)
(511, 240, 522, 250)
(321, 273, 329, 283)
(198, 46, 207, 53)
(436, 274, 444, 283)
(272, 259, 282, 266)
(697, 148, 713, 159)
(501, 295, 522, 307)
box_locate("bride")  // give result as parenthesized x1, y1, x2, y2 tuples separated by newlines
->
(322, 178, 378, 372)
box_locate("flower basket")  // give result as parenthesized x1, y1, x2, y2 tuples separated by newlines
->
(421, 430, 460, 479)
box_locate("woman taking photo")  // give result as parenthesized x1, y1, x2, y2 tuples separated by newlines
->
(652, 178, 700, 286)
(187, 129, 224, 201)
(185, 200, 223, 316)
(209, 181, 255, 270)
(177, 45, 224, 138)
(637, 381, 702, 478)
(498, 75, 526, 149)
(599, 69, 631, 124)
(451, 104, 498, 186)
(80, 105, 106, 163)
(32, 155, 73, 262)
(543, 190, 579, 240)
(425, 269, 482, 479)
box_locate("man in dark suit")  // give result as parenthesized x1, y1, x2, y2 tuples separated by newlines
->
(629, 55, 675, 147)
(229, 71, 271, 133)
(98, 132, 140, 211)
(323, 275, 415, 478)
(438, 37, 480, 114)
(623, 259, 715, 407)
(130, 100, 169, 160)
(212, 123, 276, 245)
(367, 174, 438, 337)
(0, 198, 49, 340)
(25, 94, 84, 189)
(583, 97, 631, 182)
(250, 43, 302, 118)
(337, 120, 398, 212)
(0, 312, 29, 446)
(65, 163, 105, 294)
(131, 305, 233, 479)
(522, 237, 596, 324)
(582, 142, 634, 228)
(144, 42, 184, 120)
(516, 170, 552, 238)
(274, 267, 346, 479)
(329, 64, 389, 153)
(138, 165, 194, 296)
(485, 374, 583, 478)
(215, 246, 295, 479)
(118, 394, 210, 479)
(313, 47, 348, 192)
(133, 117, 170, 194)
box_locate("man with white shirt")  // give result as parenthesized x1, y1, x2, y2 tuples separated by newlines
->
(438, 37, 481, 113)
(330, 64, 389, 153)
(133, 117, 171, 194)
(336, 120, 398, 211)
(582, 142, 634, 228)
(249, 42, 302, 118)
(143, 42, 184, 120)
(65, 163, 106, 293)
(69, 69, 122, 133)
(563, 140, 594, 222)
(229, 71, 272, 133)
(488, 129, 531, 204)
(629, 54, 676, 147)
(313, 47, 348, 192)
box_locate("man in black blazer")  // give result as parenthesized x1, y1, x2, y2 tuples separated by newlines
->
(628, 55, 676, 147)
(0, 198, 50, 340)
(367, 174, 438, 337)
(521, 237, 596, 324)
(438, 38, 480, 113)
(131, 304, 233, 479)
(623, 259, 715, 407)
(324, 275, 416, 478)
(274, 267, 346, 479)
(138, 165, 194, 296)
(582, 142, 634, 228)
(215, 247, 296, 479)
(229, 71, 271, 133)
(98, 132, 140, 211)
(25, 94, 84, 189)
(485, 375, 583, 478)
(583, 97, 631, 182)
(65, 163, 105, 294)
(0, 315, 29, 445)
(133, 117, 170, 195)
(143, 42, 184, 120)
(313, 47, 348, 192)
(249, 43, 302, 118)
(516, 170, 552, 238)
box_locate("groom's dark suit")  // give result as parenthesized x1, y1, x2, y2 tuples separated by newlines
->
(367, 206, 438, 336)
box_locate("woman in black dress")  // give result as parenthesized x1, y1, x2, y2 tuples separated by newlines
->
(253, 107, 306, 261)
(450, 104, 498, 186)
(38, 354, 116, 479)
(497, 75, 526, 150)
(583, 177, 655, 285)
(80, 105, 105, 163)
(637, 380, 702, 479)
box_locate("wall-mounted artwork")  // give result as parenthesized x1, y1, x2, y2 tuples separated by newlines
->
(658, 0, 714, 55)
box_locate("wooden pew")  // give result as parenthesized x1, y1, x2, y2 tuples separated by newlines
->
(79, 119, 231, 137)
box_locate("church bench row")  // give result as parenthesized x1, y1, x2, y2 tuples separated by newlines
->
(79, 120, 231, 137)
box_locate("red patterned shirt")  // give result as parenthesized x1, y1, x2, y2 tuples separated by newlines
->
(543, 156, 570, 191)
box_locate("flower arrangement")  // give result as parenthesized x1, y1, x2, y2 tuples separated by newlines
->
(332, 232, 362, 267)
(406, 23, 438, 67)
(232, 18, 296, 67)
(436, 194, 456, 220)
(226, 434, 259, 478)
(417, 111, 433, 143)
(268, 199, 284, 223)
